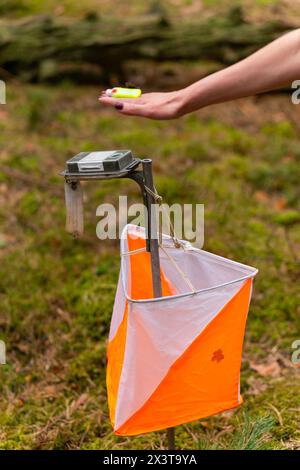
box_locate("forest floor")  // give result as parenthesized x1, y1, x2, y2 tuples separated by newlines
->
(0, 82, 299, 449)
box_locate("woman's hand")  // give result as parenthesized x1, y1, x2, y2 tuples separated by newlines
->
(98, 90, 186, 120)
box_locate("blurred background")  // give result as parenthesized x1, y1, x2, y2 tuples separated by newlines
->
(0, 0, 299, 450)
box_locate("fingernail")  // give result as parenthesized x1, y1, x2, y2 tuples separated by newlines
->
(115, 102, 124, 110)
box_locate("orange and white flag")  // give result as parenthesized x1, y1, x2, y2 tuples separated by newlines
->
(107, 225, 258, 435)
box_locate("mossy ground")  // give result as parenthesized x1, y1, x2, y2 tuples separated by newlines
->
(0, 83, 299, 450)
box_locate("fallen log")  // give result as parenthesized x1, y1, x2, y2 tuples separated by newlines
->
(0, 7, 293, 83)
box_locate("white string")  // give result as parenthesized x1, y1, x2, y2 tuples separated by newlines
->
(122, 185, 196, 294)
(160, 244, 196, 294)
(144, 185, 183, 249)
(121, 247, 146, 257)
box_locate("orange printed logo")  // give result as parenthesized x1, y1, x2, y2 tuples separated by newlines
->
(212, 349, 224, 363)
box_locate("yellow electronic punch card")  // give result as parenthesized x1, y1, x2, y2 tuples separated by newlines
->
(105, 87, 142, 99)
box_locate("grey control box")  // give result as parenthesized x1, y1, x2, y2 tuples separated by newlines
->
(66, 150, 133, 174)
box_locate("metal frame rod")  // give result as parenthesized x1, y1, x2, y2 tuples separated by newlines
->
(142, 159, 162, 298)
(142, 159, 175, 450)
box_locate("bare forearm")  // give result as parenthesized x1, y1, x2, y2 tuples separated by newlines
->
(99, 29, 300, 119)
(180, 29, 300, 114)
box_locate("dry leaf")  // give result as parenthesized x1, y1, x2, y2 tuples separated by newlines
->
(41, 385, 59, 398)
(250, 360, 281, 377)
(273, 196, 287, 211)
(200, 421, 209, 427)
(56, 307, 72, 324)
(69, 393, 89, 414)
(254, 191, 270, 203)
(16, 343, 30, 353)
(246, 377, 268, 395)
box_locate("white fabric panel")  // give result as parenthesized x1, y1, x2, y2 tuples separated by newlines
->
(115, 280, 245, 429)
(159, 248, 255, 293)
(108, 274, 127, 342)
(120, 225, 257, 300)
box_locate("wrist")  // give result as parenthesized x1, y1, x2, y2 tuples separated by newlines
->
(175, 85, 206, 117)
(162, 90, 189, 119)
(174, 89, 191, 117)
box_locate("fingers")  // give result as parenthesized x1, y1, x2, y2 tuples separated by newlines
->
(98, 96, 138, 105)
(117, 102, 151, 118)
(98, 95, 146, 105)
(98, 96, 152, 118)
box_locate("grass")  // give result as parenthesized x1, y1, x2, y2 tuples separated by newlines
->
(0, 82, 299, 450)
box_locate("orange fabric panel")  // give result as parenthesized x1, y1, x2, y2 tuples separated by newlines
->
(106, 302, 128, 427)
(106, 231, 173, 426)
(115, 279, 252, 435)
(127, 232, 174, 299)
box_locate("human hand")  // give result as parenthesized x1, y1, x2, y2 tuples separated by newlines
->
(98, 90, 186, 120)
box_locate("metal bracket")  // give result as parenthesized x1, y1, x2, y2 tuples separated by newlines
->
(62, 158, 157, 252)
